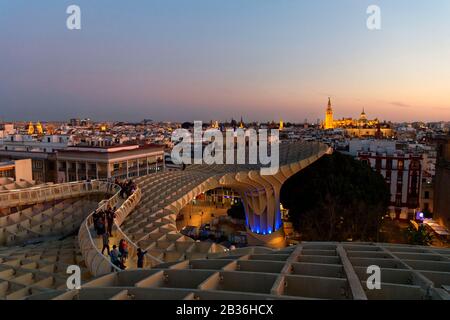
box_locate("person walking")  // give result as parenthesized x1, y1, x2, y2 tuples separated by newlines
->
(101, 232, 110, 255)
(119, 239, 128, 263)
(110, 245, 121, 271)
(119, 180, 127, 198)
(92, 210, 100, 234)
(96, 217, 105, 237)
(136, 248, 148, 268)
(107, 208, 116, 237)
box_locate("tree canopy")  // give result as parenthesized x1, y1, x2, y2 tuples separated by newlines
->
(405, 225, 434, 246)
(280, 152, 390, 242)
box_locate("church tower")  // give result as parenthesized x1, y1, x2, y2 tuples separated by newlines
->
(36, 121, 44, 135)
(324, 97, 334, 129)
(239, 116, 244, 129)
(27, 122, 34, 135)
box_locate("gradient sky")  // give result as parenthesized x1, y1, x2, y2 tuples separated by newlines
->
(1, 0, 450, 123)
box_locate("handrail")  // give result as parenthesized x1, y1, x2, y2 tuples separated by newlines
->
(78, 185, 161, 276)
(0, 180, 108, 208)
(0, 180, 90, 194)
(77, 182, 123, 277)
(113, 188, 164, 268)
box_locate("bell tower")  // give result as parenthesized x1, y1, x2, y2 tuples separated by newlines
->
(324, 97, 334, 129)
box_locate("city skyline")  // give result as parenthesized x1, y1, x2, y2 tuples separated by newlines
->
(1, 0, 450, 123)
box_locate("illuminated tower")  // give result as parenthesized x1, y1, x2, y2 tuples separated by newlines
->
(27, 122, 34, 135)
(324, 97, 334, 129)
(279, 118, 284, 131)
(360, 108, 367, 121)
(36, 121, 44, 135)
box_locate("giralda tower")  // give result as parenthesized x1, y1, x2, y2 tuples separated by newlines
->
(324, 97, 334, 129)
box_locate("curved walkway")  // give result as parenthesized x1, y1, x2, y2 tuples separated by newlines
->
(1, 142, 330, 285)
(119, 142, 330, 263)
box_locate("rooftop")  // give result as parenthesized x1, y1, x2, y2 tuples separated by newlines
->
(27, 242, 450, 300)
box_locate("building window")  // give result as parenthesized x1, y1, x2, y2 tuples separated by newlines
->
(424, 191, 430, 199)
(385, 170, 391, 179)
(386, 158, 393, 170)
(33, 160, 43, 169)
(375, 158, 382, 170)
(395, 195, 402, 207)
(398, 160, 404, 171)
(0, 169, 14, 178)
(411, 160, 420, 170)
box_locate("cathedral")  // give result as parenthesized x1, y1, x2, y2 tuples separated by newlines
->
(322, 98, 394, 137)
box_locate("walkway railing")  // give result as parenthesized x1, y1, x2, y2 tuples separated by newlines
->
(0, 180, 109, 208)
(113, 188, 165, 268)
(77, 182, 122, 277)
(78, 185, 161, 277)
(1, 178, 160, 275)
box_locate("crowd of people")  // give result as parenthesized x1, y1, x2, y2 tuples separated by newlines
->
(109, 239, 129, 270)
(93, 179, 146, 271)
(93, 206, 116, 238)
(115, 178, 137, 199)
(108, 242, 148, 271)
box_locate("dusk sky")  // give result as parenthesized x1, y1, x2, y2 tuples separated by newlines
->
(1, 0, 450, 123)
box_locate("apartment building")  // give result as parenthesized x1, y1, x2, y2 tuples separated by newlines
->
(349, 140, 423, 220)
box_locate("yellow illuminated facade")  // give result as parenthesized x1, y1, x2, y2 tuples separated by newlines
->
(211, 120, 219, 129)
(36, 122, 44, 135)
(322, 99, 394, 137)
(27, 122, 34, 135)
(279, 118, 284, 131)
(324, 98, 334, 129)
(239, 117, 244, 129)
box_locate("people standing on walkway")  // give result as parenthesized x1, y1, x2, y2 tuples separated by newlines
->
(110, 245, 121, 271)
(102, 232, 110, 255)
(92, 210, 100, 234)
(119, 239, 128, 264)
(96, 215, 105, 237)
(136, 248, 148, 268)
(107, 207, 116, 237)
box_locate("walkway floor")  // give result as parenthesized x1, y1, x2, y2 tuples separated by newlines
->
(88, 197, 139, 271)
